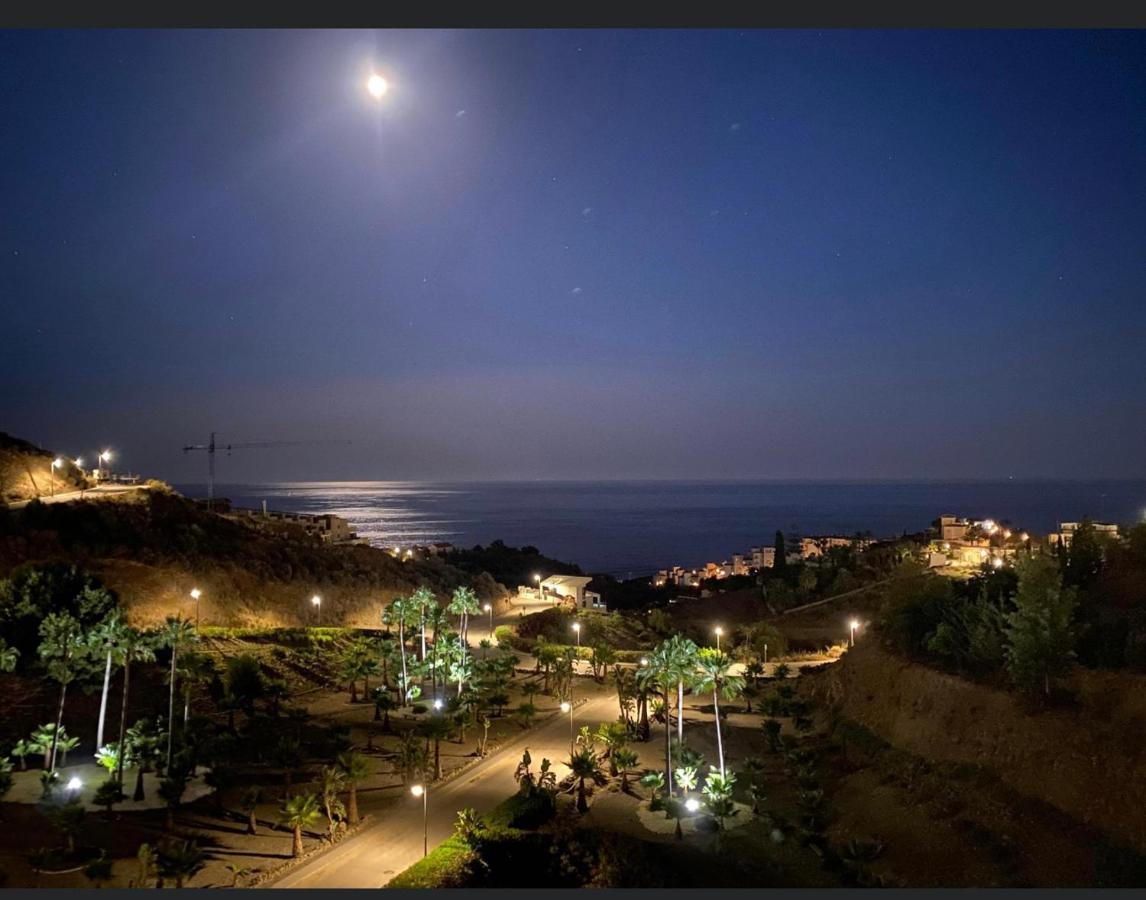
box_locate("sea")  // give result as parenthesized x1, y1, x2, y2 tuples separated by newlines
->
(173, 480, 1146, 580)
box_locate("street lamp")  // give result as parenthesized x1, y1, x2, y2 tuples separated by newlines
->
(66, 776, 83, 797)
(572, 622, 581, 648)
(99, 449, 112, 478)
(190, 588, 202, 629)
(685, 797, 700, 813)
(560, 700, 575, 757)
(311, 594, 322, 625)
(533, 573, 543, 602)
(639, 657, 649, 667)
(50, 457, 63, 497)
(410, 784, 428, 857)
(484, 603, 493, 640)
(433, 698, 443, 711)
(714, 626, 723, 651)
(849, 619, 859, 648)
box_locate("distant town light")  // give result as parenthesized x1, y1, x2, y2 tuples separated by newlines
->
(640, 657, 649, 667)
(52, 458, 63, 469)
(1020, 532, 1029, 541)
(992, 557, 1004, 569)
(74, 457, 83, 467)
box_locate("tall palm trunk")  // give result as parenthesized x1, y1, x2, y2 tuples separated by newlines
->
(663, 687, 673, 795)
(96, 648, 113, 751)
(677, 680, 684, 744)
(398, 623, 408, 700)
(420, 611, 426, 662)
(712, 687, 725, 777)
(348, 785, 359, 825)
(292, 825, 303, 857)
(49, 681, 69, 772)
(166, 649, 177, 769)
(115, 660, 131, 786)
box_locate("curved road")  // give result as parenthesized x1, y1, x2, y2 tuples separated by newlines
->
(268, 691, 619, 888)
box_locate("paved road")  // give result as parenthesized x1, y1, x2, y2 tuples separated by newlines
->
(5, 482, 146, 509)
(268, 691, 620, 888)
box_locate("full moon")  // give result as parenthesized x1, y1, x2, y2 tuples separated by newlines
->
(367, 74, 388, 99)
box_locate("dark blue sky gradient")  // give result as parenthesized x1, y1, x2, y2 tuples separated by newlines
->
(2, 29, 1144, 481)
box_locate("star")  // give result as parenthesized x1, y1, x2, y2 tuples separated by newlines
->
(571, 287, 582, 295)
(582, 207, 593, 216)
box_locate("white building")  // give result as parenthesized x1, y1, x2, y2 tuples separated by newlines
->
(1049, 521, 1120, 547)
(540, 574, 604, 611)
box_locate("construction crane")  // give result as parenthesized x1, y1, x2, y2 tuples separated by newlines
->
(182, 432, 350, 505)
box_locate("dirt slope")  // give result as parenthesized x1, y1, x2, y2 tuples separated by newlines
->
(801, 640, 1146, 853)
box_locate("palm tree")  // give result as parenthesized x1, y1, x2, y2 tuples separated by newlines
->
(396, 730, 428, 784)
(240, 785, 264, 835)
(177, 650, 216, 729)
(693, 648, 745, 777)
(420, 715, 453, 780)
(317, 766, 346, 840)
(336, 751, 371, 826)
(381, 598, 412, 700)
(158, 767, 189, 831)
(37, 612, 89, 773)
(224, 862, 253, 888)
(114, 628, 156, 788)
(372, 687, 397, 731)
(648, 641, 678, 795)
(594, 722, 627, 776)
(447, 586, 480, 660)
(89, 610, 128, 752)
(156, 838, 206, 888)
(282, 793, 321, 858)
(567, 747, 606, 813)
(665, 635, 699, 747)
(159, 616, 197, 769)
(614, 747, 639, 792)
(410, 586, 437, 665)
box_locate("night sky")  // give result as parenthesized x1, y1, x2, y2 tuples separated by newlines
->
(2, 29, 1144, 482)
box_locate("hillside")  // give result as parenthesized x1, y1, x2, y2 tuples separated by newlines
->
(0, 431, 89, 503)
(0, 486, 506, 627)
(799, 639, 1146, 856)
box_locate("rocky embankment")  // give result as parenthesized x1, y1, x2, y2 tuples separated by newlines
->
(801, 640, 1146, 853)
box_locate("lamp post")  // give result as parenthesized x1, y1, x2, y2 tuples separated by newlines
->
(74, 458, 85, 497)
(190, 588, 202, 629)
(560, 700, 575, 757)
(849, 619, 859, 648)
(311, 595, 322, 626)
(572, 622, 581, 648)
(533, 573, 542, 602)
(99, 449, 112, 480)
(484, 603, 493, 640)
(714, 626, 723, 652)
(50, 457, 63, 497)
(410, 784, 428, 857)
